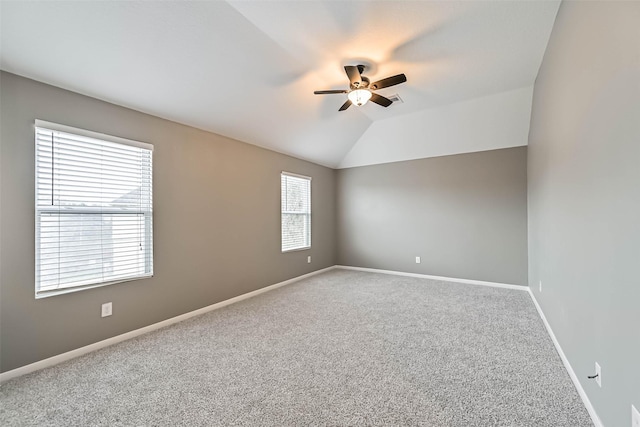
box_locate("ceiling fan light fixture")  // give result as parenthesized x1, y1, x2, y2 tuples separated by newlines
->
(314, 66, 405, 111)
(348, 89, 372, 106)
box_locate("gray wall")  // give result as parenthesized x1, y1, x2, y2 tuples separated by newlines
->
(528, 1, 640, 426)
(0, 71, 336, 373)
(337, 147, 528, 285)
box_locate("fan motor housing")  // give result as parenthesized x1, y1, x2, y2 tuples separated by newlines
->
(351, 76, 370, 90)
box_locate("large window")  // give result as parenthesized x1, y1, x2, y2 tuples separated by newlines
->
(35, 120, 153, 297)
(281, 172, 311, 252)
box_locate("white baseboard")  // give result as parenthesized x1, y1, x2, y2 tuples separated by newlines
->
(335, 265, 527, 291)
(527, 289, 603, 427)
(0, 266, 337, 383)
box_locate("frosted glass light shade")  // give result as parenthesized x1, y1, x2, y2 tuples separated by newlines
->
(348, 89, 372, 106)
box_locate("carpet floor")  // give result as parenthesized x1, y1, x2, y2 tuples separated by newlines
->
(1, 269, 592, 426)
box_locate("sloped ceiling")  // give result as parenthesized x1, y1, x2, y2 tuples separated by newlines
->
(0, 1, 560, 168)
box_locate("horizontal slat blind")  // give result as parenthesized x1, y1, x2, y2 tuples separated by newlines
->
(35, 124, 153, 295)
(281, 172, 311, 251)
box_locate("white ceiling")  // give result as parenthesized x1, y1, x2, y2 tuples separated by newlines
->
(0, 0, 560, 168)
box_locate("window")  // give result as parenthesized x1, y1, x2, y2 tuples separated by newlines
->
(281, 172, 311, 252)
(35, 120, 153, 297)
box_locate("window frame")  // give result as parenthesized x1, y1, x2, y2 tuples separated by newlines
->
(34, 120, 154, 298)
(280, 171, 312, 253)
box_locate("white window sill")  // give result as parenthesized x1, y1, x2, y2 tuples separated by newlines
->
(36, 274, 153, 299)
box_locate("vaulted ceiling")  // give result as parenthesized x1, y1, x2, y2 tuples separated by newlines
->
(0, 1, 560, 168)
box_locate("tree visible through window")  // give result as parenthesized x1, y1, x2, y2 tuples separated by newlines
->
(35, 121, 153, 297)
(281, 172, 311, 252)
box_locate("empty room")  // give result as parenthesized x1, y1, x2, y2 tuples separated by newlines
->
(0, 1, 638, 426)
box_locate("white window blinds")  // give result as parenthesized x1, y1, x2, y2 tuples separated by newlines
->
(35, 121, 153, 297)
(281, 172, 311, 252)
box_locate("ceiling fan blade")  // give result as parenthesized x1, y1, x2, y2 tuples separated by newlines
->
(338, 99, 352, 111)
(344, 65, 362, 87)
(314, 90, 348, 95)
(370, 93, 393, 107)
(370, 74, 407, 90)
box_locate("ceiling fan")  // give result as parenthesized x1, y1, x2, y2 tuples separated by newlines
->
(314, 65, 407, 111)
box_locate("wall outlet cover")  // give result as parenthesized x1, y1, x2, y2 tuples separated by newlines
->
(101, 302, 112, 317)
(632, 404, 639, 427)
(307, 256, 311, 263)
(415, 256, 421, 264)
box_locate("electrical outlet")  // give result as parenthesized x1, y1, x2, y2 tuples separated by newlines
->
(101, 302, 112, 317)
(415, 256, 421, 264)
(307, 255, 311, 263)
(632, 404, 639, 427)
(539, 280, 542, 292)
(595, 362, 601, 387)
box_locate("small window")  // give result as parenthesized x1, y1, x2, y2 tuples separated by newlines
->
(281, 172, 311, 252)
(35, 120, 153, 297)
